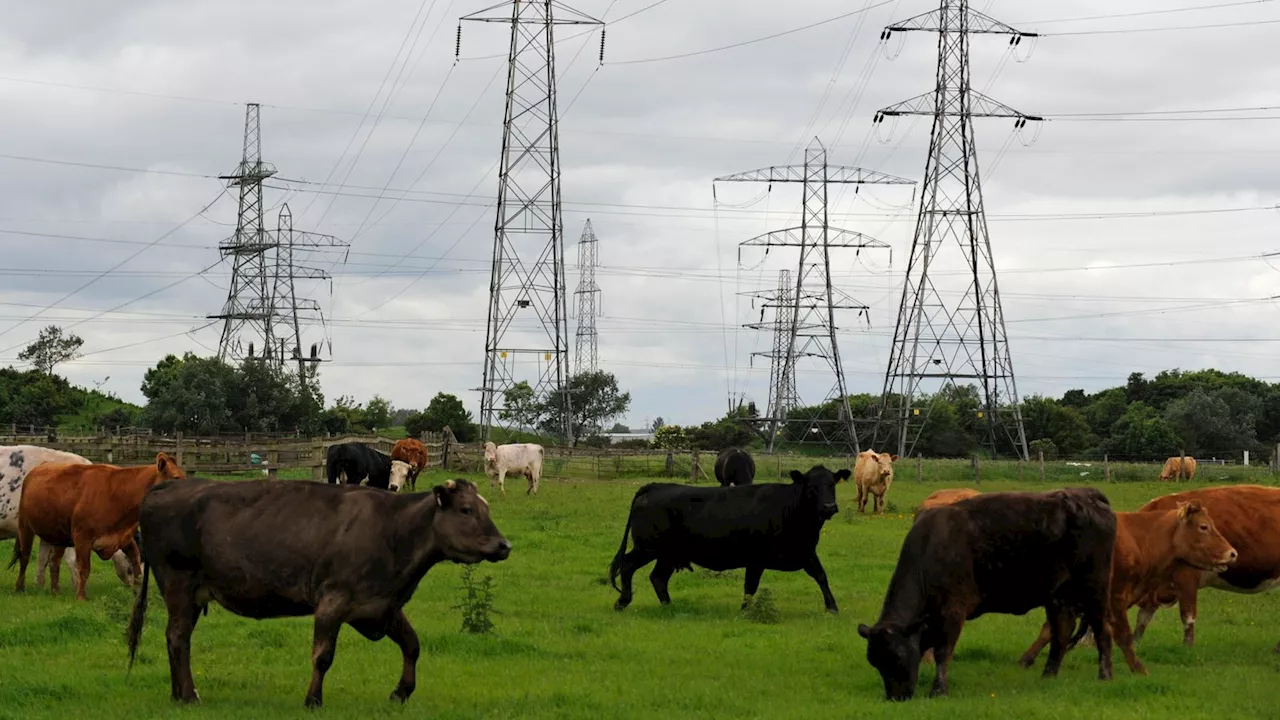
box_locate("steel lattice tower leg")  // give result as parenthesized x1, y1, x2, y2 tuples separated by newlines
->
(461, 1, 602, 445)
(748, 269, 797, 450)
(724, 139, 914, 455)
(573, 219, 601, 372)
(873, 0, 1040, 460)
(212, 103, 277, 364)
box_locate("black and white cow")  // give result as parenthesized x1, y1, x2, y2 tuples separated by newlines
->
(325, 442, 411, 492)
(608, 464, 850, 613)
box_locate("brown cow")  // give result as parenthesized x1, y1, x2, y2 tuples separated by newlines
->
(10, 453, 186, 600)
(1159, 456, 1197, 481)
(391, 438, 429, 492)
(1132, 485, 1280, 651)
(853, 449, 898, 514)
(1017, 502, 1236, 675)
(918, 488, 980, 513)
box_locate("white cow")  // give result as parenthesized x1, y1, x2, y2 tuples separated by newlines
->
(483, 441, 545, 497)
(0, 445, 136, 587)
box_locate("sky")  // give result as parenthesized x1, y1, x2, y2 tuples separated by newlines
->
(1, 0, 1279, 430)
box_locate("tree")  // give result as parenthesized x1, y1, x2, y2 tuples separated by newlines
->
(502, 371, 632, 440)
(364, 395, 393, 430)
(652, 424, 688, 450)
(0, 368, 79, 428)
(651, 417, 664, 432)
(1102, 403, 1182, 459)
(1020, 395, 1091, 457)
(1163, 387, 1258, 456)
(19, 325, 83, 376)
(407, 392, 476, 442)
(140, 353, 324, 434)
(609, 423, 631, 433)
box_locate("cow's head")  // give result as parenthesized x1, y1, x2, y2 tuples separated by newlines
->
(867, 451, 899, 480)
(154, 452, 187, 482)
(388, 460, 412, 492)
(1170, 501, 1237, 573)
(789, 465, 849, 519)
(858, 620, 924, 701)
(431, 478, 511, 564)
(483, 441, 498, 467)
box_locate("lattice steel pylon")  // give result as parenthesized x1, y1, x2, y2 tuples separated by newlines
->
(744, 269, 798, 441)
(721, 139, 914, 454)
(460, 1, 603, 445)
(573, 219, 601, 372)
(872, 0, 1040, 460)
(211, 103, 277, 364)
(269, 204, 348, 380)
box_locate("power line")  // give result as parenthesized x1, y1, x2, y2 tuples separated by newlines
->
(1048, 16, 1280, 36)
(1019, 0, 1276, 25)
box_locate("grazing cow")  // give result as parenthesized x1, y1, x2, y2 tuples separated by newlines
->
(858, 488, 1117, 701)
(854, 449, 898, 514)
(1159, 456, 1198, 481)
(917, 488, 980, 513)
(713, 447, 755, 487)
(11, 453, 186, 600)
(125, 477, 511, 708)
(0, 445, 137, 588)
(1017, 502, 1236, 675)
(483, 441, 544, 497)
(391, 438, 429, 492)
(608, 465, 851, 614)
(326, 442, 412, 492)
(1131, 485, 1280, 651)
(38, 530, 140, 588)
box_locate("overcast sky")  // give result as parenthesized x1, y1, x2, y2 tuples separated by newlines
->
(1, 0, 1278, 429)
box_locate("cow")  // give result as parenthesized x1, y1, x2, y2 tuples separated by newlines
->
(1159, 456, 1197, 481)
(0, 445, 138, 589)
(483, 441, 544, 497)
(854, 450, 899, 514)
(1017, 501, 1237, 675)
(391, 438, 429, 492)
(10, 453, 186, 600)
(917, 488, 980, 513)
(857, 488, 1117, 701)
(608, 465, 851, 614)
(713, 447, 755, 487)
(1130, 484, 1280, 651)
(125, 476, 511, 708)
(326, 442, 412, 492)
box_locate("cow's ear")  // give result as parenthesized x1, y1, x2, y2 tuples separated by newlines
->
(433, 484, 451, 507)
(789, 470, 805, 484)
(1177, 501, 1201, 519)
(155, 453, 170, 472)
(890, 454, 900, 462)
(834, 469, 852, 483)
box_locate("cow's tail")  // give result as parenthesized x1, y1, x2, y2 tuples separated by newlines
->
(125, 559, 151, 675)
(608, 511, 635, 593)
(1066, 615, 1091, 650)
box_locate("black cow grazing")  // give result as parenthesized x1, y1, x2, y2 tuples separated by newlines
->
(714, 447, 756, 487)
(125, 477, 510, 708)
(608, 464, 851, 614)
(858, 487, 1117, 701)
(325, 441, 403, 491)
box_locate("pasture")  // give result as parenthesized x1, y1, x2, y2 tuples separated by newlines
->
(2, 470, 1280, 719)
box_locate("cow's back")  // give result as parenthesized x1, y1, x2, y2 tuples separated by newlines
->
(854, 452, 880, 490)
(0, 446, 90, 537)
(913, 489, 1115, 617)
(1140, 485, 1280, 590)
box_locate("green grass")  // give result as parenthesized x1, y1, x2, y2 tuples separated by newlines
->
(2, 472, 1280, 719)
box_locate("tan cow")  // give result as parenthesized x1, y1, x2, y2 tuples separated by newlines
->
(1159, 456, 1197, 481)
(854, 450, 898, 514)
(918, 488, 980, 513)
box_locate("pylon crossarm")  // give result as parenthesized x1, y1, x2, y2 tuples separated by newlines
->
(739, 227, 891, 250)
(715, 166, 914, 185)
(461, 0, 602, 25)
(876, 90, 1041, 121)
(885, 7, 1034, 35)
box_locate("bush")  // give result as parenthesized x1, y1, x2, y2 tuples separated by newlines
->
(1029, 438, 1059, 460)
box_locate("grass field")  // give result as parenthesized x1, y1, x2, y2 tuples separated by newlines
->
(3, 470, 1280, 719)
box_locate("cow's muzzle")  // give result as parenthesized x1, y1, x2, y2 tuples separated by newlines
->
(820, 502, 839, 519)
(1211, 547, 1239, 573)
(487, 538, 513, 562)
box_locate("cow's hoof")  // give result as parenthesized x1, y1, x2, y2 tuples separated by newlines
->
(613, 599, 630, 611)
(1131, 664, 1148, 677)
(825, 606, 839, 616)
(304, 695, 323, 709)
(1272, 640, 1280, 654)
(389, 685, 414, 703)
(928, 687, 948, 699)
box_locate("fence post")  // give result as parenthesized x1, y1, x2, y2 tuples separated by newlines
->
(1275, 443, 1280, 474)
(106, 438, 115, 465)
(1018, 458, 1024, 483)
(441, 431, 452, 471)
(690, 450, 700, 485)
(916, 454, 923, 483)
(972, 454, 980, 485)
(1244, 450, 1250, 467)
(312, 439, 325, 482)
(665, 452, 674, 477)
(267, 440, 280, 480)
(1038, 450, 1046, 482)
(1104, 453, 1111, 483)
(1179, 449, 1187, 482)
(176, 431, 185, 469)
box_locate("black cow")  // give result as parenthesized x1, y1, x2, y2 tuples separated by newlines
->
(858, 487, 1117, 701)
(714, 447, 756, 487)
(326, 441, 397, 490)
(608, 464, 851, 614)
(125, 477, 510, 708)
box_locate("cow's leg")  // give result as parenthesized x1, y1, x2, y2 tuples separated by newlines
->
(1133, 602, 1159, 643)
(48, 546, 67, 595)
(613, 549, 656, 611)
(741, 564, 764, 610)
(1088, 598, 1115, 681)
(1018, 621, 1053, 669)
(497, 469, 507, 498)
(13, 519, 34, 592)
(650, 560, 676, 605)
(802, 553, 839, 614)
(856, 484, 866, 514)
(71, 530, 94, 601)
(305, 598, 347, 708)
(1041, 603, 1076, 677)
(930, 614, 966, 697)
(124, 541, 143, 585)
(385, 609, 420, 703)
(1112, 597, 1147, 675)
(161, 576, 202, 703)
(35, 541, 50, 587)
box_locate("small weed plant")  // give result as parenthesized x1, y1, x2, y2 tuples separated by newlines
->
(454, 565, 499, 635)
